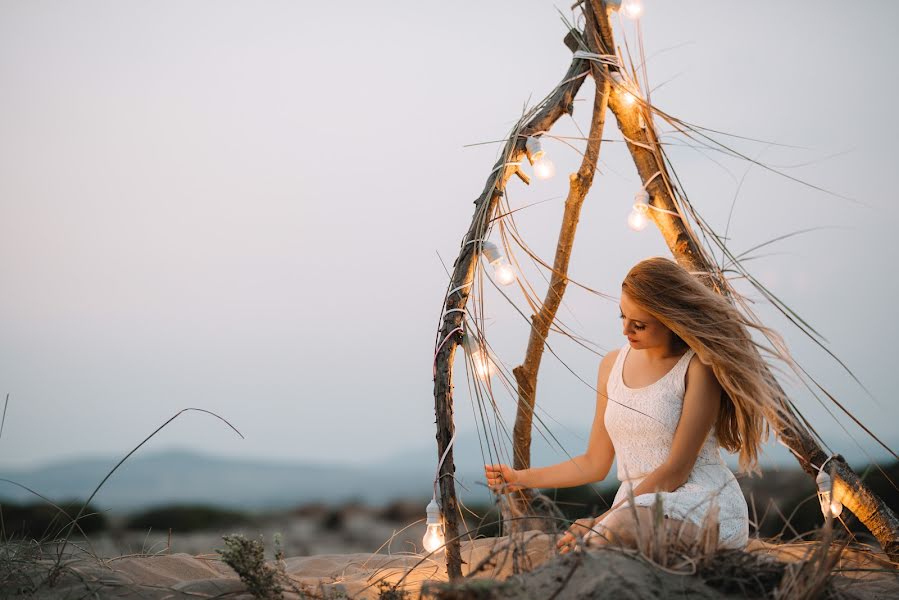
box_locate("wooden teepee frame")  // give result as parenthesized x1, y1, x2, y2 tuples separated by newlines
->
(432, 0, 899, 580)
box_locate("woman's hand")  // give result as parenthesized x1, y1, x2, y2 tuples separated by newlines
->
(484, 463, 524, 494)
(557, 516, 600, 554)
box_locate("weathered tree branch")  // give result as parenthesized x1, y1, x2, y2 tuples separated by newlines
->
(433, 31, 591, 580)
(591, 0, 899, 560)
(504, 23, 612, 535)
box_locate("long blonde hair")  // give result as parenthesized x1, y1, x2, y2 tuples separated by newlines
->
(621, 257, 795, 474)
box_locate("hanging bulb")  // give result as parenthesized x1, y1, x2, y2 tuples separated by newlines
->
(627, 209, 648, 231)
(525, 136, 555, 180)
(816, 470, 843, 518)
(610, 71, 638, 107)
(628, 189, 650, 231)
(481, 241, 517, 286)
(423, 499, 445, 553)
(493, 260, 516, 285)
(533, 157, 556, 180)
(462, 329, 496, 380)
(621, 0, 643, 19)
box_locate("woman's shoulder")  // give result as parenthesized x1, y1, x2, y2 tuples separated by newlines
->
(600, 348, 621, 370)
(684, 350, 722, 391)
(597, 349, 621, 385)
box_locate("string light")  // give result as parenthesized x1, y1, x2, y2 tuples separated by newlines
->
(525, 136, 556, 180)
(481, 241, 516, 285)
(815, 458, 843, 518)
(627, 189, 650, 231)
(422, 498, 445, 553)
(462, 328, 496, 381)
(610, 71, 638, 107)
(621, 0, 644, 19)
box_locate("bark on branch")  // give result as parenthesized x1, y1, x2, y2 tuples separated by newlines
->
(433, 30, 591, 580)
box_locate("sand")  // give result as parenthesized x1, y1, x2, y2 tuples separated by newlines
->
(9, 534, 898, 599)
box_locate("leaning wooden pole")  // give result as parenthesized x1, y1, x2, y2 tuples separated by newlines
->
(433, 31, 591, 580)
(591, 0, 899, 559)
(507, 17, 612, 534)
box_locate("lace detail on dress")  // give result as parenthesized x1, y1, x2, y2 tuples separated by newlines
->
(602, 343, 748, 548)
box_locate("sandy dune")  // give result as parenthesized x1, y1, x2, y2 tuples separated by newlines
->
(15, 534, 899, 599)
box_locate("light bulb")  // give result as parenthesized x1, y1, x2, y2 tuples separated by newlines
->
(423, 499, 445, 553)
(820, 493, 843, 518)
(610, 71, 639, 107)
(627, 209, 649, 231)
(469, 348, 493, 380)
(533, 157, 556, 180)
(815, 470, 843, 518)
(526, 136, 555, 180)
(628, 189, 650, 231)
(462, 330, 496, 380)
(423, 524, 444, 553)
(621, 0, 643, 19)
(481, 241, 516, 286)
(493, 260, 517, 285)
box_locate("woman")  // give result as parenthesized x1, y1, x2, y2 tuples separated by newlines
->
(484, 257, 793, 552)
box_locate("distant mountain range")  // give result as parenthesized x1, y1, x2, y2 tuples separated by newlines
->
(0, 449, 440, 511)
(0, 429, 801, 511)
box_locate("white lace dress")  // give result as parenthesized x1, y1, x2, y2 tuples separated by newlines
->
(594, 343, 748, 548)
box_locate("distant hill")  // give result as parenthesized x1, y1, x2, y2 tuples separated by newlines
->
(0, 429, 804, 511)
(0, 449, 438, 510)
(0, 429, 591, 511)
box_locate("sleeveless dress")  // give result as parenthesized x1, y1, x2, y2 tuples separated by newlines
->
(594, 343, 749, 548)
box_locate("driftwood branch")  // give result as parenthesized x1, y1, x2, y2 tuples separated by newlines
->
(591, 0, 899, 560)
(433, 31, 591, 581)
(504, 13, 612, 535)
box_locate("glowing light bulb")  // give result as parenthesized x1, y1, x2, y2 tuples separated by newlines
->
(423, 499, 445, 554)
(816, 470, 843, 518)
(470, 348, 493, 379)
(533, 157, 556, 180)
(462, 329, 496, 381)
(525, 136, 555, 180)
(628, 189, 650, 231)
(621, 0, 643, 19)
(628, 209, 648, 231)
(493, 260, 516, 285)
(610, 71, 638, 107)
(481, 241, 516, 286)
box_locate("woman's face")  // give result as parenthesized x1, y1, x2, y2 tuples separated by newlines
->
(619, 291, 674, 350)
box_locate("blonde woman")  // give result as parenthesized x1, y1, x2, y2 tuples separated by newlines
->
(485, 257, 792, 552)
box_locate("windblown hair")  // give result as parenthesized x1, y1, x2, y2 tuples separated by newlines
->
(621, 257, 796, 474)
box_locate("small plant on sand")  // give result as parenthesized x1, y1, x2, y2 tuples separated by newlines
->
(377, 580, 410, 599)
(218, 534, 284, 599)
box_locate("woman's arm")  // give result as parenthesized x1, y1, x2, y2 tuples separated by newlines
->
(485, 351, 617, 491)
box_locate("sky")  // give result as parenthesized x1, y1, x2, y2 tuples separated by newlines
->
(1, 1, 897, 474)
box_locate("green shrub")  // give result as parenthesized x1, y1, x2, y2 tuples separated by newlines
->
(126, 504, 249, 532)
(0, 500, 108, 540)
(218, 534, 284, 599)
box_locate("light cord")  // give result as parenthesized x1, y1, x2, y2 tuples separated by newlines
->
(445, 281, 472, 299)
(818, 454, 837, 474)
(490, 161, 522, 175)
(641, 171, 662, 189)
(572, 50, 621, 68)
(433, 431, 458, 502)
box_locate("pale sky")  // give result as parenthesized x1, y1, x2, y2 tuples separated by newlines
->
(1, 1, 897, 472)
